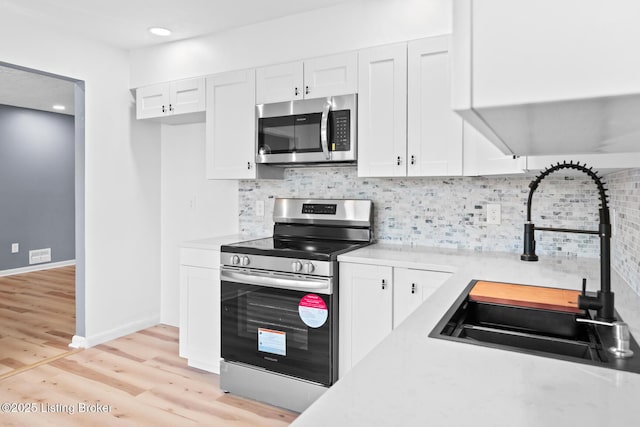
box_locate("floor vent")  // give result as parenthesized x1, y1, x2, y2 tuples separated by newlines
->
(29, 248, 52, 265)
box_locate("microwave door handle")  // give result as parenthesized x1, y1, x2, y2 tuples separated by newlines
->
(320, 99, 331, 160)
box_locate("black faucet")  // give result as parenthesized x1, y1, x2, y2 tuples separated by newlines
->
(521, 161, 615, 322)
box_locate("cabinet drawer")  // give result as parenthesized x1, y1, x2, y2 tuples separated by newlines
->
(179, 248, 220, 269)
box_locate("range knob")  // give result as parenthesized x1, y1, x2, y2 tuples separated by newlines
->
(291, 261, 303, 272)
(231, 255, 240, 265)
(302, 262, 315, 274)
(241, 256, 250, 266)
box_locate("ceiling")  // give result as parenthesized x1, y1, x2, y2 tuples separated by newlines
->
(0, 0, 355, 116)
(2, 0, 354, 50)
(0, 66, 76, 115)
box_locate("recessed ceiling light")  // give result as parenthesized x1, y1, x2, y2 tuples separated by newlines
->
(52, 105, 66, 111)
(149, 27, 172, 37)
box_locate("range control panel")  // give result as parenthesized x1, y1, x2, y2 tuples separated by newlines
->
(302, 203, 337, 215)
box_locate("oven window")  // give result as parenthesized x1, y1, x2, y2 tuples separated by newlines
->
(221, 281, 334, 385)
(242, 292, 309, 352)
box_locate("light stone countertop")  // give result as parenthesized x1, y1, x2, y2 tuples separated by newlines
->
(292, 243, 640, 427)
(180, 234, 265, 250)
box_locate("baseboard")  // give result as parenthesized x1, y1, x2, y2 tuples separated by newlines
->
(0, 260, 76, 277)
(68, 315, 161, 349)
(69, 335, 89, 349)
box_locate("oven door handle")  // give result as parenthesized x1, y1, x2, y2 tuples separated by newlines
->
(221, 267, 333, 294)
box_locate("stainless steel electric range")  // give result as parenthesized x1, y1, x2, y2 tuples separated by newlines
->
(219, 198, 373, 412)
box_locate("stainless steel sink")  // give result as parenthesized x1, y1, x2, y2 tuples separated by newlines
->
(429, 280, 640, 374)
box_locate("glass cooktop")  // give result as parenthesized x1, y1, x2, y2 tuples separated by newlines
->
(221, 237, 368, 261)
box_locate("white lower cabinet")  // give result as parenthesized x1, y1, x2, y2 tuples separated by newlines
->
(393, 268, 452, 328)
(339, 262, 451, 378)
(179, 248, 221, 373)
(339, 263, 393, 378)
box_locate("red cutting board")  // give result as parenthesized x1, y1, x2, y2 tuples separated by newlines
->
(469, 281, 583, 314)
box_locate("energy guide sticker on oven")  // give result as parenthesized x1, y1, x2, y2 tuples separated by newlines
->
(258, 328, 286, 356)
(298, 294, 328, 328)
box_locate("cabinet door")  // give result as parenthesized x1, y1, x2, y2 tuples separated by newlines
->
(357, 43, 408, 177)
(408, 36, 463, 177)
(303, 52, 358, 99)
(170, 77, 206, 115)
(136, 83, 170, 119)
(256, 61, 304, 104)
(339, 263, 393, 378)
(179, 265, 221, 373)
(393, 268, 451, 328)
(206, 69, 257, 179)
(463, 122, 527, 176)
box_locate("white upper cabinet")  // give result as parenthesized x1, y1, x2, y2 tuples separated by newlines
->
(452, 0, 640, 156)
(136, 77, 205, 124)
(206, 70, 283, 180)
(206, 70, 258, 180)
(463, 123, 526, 176)
(407, 36, 463, 177)
(359, 36, 464, 178)
(255, 61, 304, 104)
(357, 43, 408, 178)
(303, 53, 358, 99)
(256, 52, 358, 104)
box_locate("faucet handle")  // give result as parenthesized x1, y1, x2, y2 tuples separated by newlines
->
(576, 318, 634, 359)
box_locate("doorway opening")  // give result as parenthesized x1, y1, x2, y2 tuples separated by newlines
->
(0, 62, 85, 377)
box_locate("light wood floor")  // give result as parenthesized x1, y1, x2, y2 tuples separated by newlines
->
(0, 268, 297, 426)
(0, 266, 76, 377)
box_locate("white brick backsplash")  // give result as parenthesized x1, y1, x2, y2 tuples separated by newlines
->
(239, 166, 639, 295)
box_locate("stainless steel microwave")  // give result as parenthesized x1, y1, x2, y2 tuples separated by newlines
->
(256, 94, 357, 166)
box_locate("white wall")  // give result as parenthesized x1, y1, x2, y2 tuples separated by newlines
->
(130, 0, 452, 87)
(0, 14, 161, 345)
(129, 0, 451, 324)
(160, 123, 238, 326)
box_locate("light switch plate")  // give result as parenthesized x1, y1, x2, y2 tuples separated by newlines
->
(11, 243, 19, 253)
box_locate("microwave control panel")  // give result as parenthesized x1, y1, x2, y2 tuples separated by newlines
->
(329, 110, 350, 152)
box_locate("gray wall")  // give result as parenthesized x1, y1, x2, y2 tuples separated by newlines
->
(0, 104, 75, 270)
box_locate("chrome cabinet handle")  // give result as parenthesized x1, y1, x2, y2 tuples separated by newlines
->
(169, 103, 174, 112)
(247, 162, 252, 170)
(305, 85, 310, 95)
(162, 105, 166, 113)
(381, 279, 387, 290)
(294, 87, 299, 96)
(397, 156, 402, 166)
(410, 155, 416, 165)
(411, 283, 416, 294)
(320, 99, 331, 160)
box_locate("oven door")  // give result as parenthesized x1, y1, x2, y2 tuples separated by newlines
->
(220, 267, 336, 386)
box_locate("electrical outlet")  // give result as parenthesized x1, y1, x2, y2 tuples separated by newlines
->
(487, 204, 501, 225)
(256, 200, 265, 217)
(11, 243, 19, 253)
